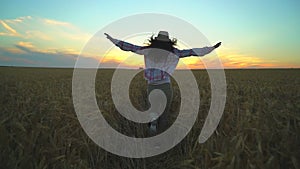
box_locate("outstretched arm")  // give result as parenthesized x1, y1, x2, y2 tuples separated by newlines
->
(104, 33, 144, 55)
(175, 42, 221, 58)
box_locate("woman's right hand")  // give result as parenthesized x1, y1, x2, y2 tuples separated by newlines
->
(104, 33, 113, 40)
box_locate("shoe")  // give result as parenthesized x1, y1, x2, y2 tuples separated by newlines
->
(149, 118, 157, 133)
(149, 113, 158, 134)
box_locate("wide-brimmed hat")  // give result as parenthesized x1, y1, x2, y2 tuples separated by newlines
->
(155, 31, 170, 42)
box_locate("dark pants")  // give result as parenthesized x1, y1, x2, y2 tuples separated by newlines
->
(147, 83, 173, 133)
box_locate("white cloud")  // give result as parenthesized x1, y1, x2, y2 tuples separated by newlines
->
(25, 30, 53, 41)
(44, 18, 73, 28)
(17, 41, 35, 48)
(0, 16, 92, 55)
(0, 16, 96, 67)
(0, 20, 19, 36)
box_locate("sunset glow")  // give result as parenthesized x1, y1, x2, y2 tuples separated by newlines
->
(1, 0, 299, 68)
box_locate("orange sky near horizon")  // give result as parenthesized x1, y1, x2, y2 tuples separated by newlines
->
(99, 45, 295, 69)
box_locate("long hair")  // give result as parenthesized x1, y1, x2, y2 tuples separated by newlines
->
(145, 35, 177, 52)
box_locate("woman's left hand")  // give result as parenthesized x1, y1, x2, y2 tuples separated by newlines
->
(213, 42, 222, 48)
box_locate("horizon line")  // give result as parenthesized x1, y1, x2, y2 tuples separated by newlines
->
(1, 65, 299, 70)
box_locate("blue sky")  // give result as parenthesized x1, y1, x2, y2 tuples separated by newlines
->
(0, 0, 299, 68)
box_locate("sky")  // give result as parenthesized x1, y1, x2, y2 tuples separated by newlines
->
(0, 0, 299, 68)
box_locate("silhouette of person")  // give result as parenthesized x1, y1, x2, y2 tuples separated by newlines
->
(105, 31, 221, 135)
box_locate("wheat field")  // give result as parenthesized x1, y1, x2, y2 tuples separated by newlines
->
(0, 67, 299, 169)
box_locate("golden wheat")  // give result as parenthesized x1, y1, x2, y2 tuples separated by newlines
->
(0, 67, 299, 169)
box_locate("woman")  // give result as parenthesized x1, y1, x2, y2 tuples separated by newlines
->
(104, 31, 221, 135)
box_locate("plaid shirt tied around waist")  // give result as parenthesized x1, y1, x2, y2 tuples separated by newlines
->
(144, 68, 169, 82)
